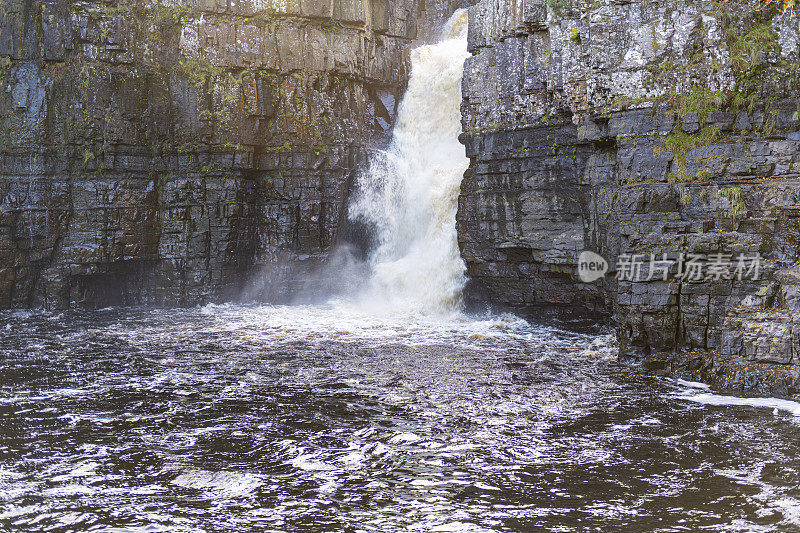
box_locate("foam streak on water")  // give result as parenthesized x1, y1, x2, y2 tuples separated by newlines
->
(349, 11, 471, 315)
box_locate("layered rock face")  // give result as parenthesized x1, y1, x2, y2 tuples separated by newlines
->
(458, 0, 800, 394)
(0, 0, 466, 307)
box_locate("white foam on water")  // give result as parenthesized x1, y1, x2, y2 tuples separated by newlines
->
(42, 484, 95, 497)
(389, 432, 423, 444)
(170, 469, 263, 498)
(198, 302, 550, 351)
(427, 520, 497, 533)
(676, 391, 800, 416)
(676, 378, 711, 390)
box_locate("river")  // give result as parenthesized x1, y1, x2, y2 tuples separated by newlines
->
(2, 305, 800, 531)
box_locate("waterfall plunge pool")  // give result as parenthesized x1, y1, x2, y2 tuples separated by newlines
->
(2, 304, 800, 532)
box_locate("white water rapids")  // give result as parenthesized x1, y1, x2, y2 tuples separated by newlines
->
(348, 11, 471, 315)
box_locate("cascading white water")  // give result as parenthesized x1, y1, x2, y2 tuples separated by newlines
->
(349, 10, 471, 315)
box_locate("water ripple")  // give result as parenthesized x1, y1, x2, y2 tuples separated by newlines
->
(1, 305, 799, 531)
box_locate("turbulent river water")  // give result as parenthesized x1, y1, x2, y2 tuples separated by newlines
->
(4, 9, 800, 533)
(4, 305, 800, 532)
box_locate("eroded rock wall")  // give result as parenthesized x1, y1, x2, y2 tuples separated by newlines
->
(459, 0, 800, 394)
(0, 0, 467, 307)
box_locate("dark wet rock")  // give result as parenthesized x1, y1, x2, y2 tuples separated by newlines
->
(682, 113, 701, 134)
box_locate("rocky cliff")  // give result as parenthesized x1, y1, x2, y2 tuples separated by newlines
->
(458, 0, 800, 395)
(0, 0, 466, 307)
(6, 0, 800, 396)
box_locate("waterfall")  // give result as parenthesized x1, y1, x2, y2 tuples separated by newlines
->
(348, 10, 471, 315)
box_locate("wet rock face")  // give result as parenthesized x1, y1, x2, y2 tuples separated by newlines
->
(0, 0, 469, 308)
(459, 0, 800, 394)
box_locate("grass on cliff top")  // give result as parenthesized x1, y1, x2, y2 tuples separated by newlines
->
(622, 0, 790, 120)
(668, 86, 728, 123)
(665, 15, 780, 119)
(727, 21, 782, 111)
